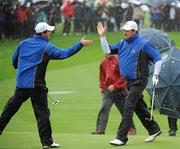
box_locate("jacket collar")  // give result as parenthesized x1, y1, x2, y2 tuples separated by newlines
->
(33, 34, 48, 41)
(125, 33, 139, 43)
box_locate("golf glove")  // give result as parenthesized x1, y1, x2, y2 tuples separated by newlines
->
(152, 74, 159, 86)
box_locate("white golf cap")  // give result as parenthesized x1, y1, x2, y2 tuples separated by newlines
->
(121, 21, 138, 31)
(35, 22, 55, 33)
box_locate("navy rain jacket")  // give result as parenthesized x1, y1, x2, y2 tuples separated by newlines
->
(109, 34, 161, 80)
(12, 34, 83, 88)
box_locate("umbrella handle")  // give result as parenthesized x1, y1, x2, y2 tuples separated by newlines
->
(150, 85, 155, 121)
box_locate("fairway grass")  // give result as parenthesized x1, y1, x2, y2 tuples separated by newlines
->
(0, 132, 180, 149)
(0, 62, 180, 149)
(0, 31, 180, 148)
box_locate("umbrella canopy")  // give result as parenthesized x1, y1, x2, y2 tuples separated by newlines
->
(32, 0, 48, 3)
(146, 48, 180, 118)
(140, 4, 150, 12)
(140, 28, 175, 55)
(129, 0, 143, 5)
(32, 0, 49, 8)
(152, 0, 178, 5)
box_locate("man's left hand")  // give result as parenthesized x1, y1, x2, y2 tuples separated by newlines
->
(152, 74, 159, 86)
(80, 36, 93, 46)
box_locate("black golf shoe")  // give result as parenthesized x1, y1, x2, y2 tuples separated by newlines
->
(169, 130, 176, 136)
(91, 131, 105, 135)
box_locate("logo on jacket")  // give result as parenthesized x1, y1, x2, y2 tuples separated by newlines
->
(132, 50, 136, 53)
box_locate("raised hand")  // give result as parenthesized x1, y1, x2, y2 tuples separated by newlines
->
(97, 22, 105, 37)
(80, 36, 93, 46)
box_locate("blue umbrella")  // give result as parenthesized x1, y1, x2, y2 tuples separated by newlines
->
(141, 28, 180, 118)
(146, 48, 180, 118)
(140, 28, 175, 54)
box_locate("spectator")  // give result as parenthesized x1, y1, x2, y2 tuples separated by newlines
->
(150, 7, 161, 29)
(132, 3, 144, 29)
(74, 1, 84, 34)
(61, 1, 74, 36)
(91, 54, 136, 135)
(169, 3, 176, 31)
(168, 117, 178, 136)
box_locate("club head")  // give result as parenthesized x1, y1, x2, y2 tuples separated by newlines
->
(145, 117, 153, 122)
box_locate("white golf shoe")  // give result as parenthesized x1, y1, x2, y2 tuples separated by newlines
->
(145, 131, 162, 142)
(43, 142, 60, 148)
(110, 139, 125, 146)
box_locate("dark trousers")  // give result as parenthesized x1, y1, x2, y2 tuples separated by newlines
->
(0, 86, 53, 146)
(96, 89, 135, 132)
(168, 117, 177, 131)
(116, 79, 160, 143)
(63, 17, 71, 34)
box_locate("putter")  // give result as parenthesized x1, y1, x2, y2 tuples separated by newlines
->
(48, 95, 60, 105)
(150, 85, 156, 121)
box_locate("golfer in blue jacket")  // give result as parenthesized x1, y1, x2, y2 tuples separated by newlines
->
(0, 22, 92, 149)
(97, 21, 162, 146)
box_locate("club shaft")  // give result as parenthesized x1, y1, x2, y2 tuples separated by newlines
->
(150, 87, 155, 120)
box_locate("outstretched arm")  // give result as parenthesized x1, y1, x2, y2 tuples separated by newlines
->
(45, 36, 92, 60)
(97, 22, 111, 54)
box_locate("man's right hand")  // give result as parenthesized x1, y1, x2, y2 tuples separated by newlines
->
(97, 22, 105, 37)
(108, 85, 115, 92)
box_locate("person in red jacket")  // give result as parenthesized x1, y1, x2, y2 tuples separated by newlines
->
(61, 1, 74, 35)
(91, 54, 136, 135)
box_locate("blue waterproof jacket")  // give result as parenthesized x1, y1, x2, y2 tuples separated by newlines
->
(109, 34, 161, 80)
(12, 34, 83, 88)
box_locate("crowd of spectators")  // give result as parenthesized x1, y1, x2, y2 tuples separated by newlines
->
(0, 0, 180, 40)
(150, 1, 180, 32)
(0, 0, 62, 39)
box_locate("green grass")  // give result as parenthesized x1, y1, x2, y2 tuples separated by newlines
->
(0, 29, 180, 148)
(1, 133, 180, 149)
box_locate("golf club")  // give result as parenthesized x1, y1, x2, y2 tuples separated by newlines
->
(150, 85, 155, 121)
(48, 95, 60, 105)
